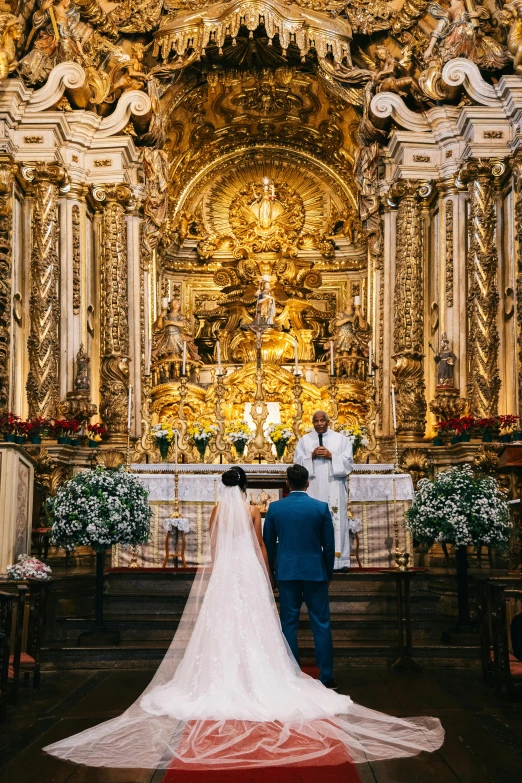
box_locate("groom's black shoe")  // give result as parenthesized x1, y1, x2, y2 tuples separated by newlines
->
(324, 678, 339, 691)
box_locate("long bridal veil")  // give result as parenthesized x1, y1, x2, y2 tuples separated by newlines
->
(44, 485, 444, 770)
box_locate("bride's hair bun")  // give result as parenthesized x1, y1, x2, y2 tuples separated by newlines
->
(221, 467, 247, 489)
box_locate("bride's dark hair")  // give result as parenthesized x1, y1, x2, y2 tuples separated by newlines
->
(221, 467, 247, 491)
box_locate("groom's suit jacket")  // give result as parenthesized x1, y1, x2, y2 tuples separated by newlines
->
(263, 491, 335, 582)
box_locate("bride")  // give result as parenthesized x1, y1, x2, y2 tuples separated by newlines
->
(45, 467, 443, 770)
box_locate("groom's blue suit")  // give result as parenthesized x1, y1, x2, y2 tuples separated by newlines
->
(263, 491, 335, 684)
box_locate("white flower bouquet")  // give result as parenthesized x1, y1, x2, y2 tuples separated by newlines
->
(267, 423, 294, 460)
(7, 554, 52, 581)
(406, 464, 511, 551)
(47, 466, 152, 551)
(225, 419, 254, 458)
(337, 423, 369, 453)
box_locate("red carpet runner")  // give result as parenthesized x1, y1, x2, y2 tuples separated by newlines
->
(161, 667, 362, 783)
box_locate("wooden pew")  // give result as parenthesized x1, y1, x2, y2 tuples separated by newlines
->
(479, 579, 522, 699)
(0, 591, 14, 721)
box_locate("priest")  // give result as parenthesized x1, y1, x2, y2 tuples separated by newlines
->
(294, 411, 354, 570)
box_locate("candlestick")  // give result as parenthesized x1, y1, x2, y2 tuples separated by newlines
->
(182, 341, 187, 376)
(174, 429, 178, 466)
(368, 339, 373, 377)
(392, 478, 399, 551)
(294, 339, 299, 375)
(217, 340, 222, 375)
(330, 340, 335, 375)
(391, 384, 397, 431)
(127, 385, 132, 431)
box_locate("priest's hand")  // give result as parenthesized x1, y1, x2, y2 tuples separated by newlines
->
(312, 446, 332, 460)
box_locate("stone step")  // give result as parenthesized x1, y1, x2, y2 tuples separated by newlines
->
(54, 612, 454, 643)
(102, 590, 441, 615)
(41, 639, 481, 670)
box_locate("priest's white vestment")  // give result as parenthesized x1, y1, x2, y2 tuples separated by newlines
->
(294, 429, 354, 569)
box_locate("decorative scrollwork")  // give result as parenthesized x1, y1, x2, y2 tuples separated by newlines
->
(0, 160, 14, 413)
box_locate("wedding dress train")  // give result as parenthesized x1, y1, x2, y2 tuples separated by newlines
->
(44, 485, 444, 769)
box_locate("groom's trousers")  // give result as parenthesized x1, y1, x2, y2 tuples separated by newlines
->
(277, 580, 334, 684)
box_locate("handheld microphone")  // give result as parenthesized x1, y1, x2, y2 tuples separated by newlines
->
(318, 433, 323, 447)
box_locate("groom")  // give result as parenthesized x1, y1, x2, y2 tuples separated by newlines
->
(263, 464, 337, 689)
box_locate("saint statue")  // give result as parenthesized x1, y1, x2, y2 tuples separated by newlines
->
(74, 343, 90, 391)
(252, 178, 276, 231)
(329, 296, 371, 380)
(434, 334, 456, 387)
(255, 279, 276, 325)
(151, 298, 201, 364)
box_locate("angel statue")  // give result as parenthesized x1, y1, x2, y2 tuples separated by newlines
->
(255, 278, 276, 325)
(359, 45, 424, 101)
(250, 178, 278, 234)
(0, 8, 22, 81)
(423, 0, 508, 69)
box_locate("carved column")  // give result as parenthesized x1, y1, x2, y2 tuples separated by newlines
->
(22, 162, 68, 419)
(92, 184, 132, 435)
(460, 160, 505, 418)
(513, 157, 522, 420)
(390, 180, 430, 439)
(0, 159, 15, 413)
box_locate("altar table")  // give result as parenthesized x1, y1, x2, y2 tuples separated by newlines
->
(111, 464, 414, 569)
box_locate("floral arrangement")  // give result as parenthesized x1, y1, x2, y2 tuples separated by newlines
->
(268, 423, 294, 459)
(436, 415, 520, 441)
(24, 417, 51, 439)
(406, 464, 511, 551)
(53, 419, 80, 440)
(337, 423, 369, 454)
(7, 554, 52, 581)
(151, 422, 176, 460)
(225, 419, 254, 458)
(187, 421, 219, 461)
(47, 466, 152, 551)
(87, 422, 107, 441)
(0, 412, 23, 439)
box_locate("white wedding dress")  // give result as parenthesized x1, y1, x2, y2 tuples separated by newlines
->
(44, 486, 444, 770)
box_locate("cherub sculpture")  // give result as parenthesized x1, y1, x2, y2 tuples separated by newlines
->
(360, 45, 424, 101)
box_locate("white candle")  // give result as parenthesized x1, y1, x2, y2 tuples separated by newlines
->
(182, 341, 187, 376)
(330, 340, 335, 375)
(161, 297, 169, 310)
(127, 385, 132, 431)
(391, 384, 398, 431)
(368, 339, 373, 376)
(354, 295, 361, 306)
(294, 340, 299, 374)
(217, 340, 222, 375)
(214, 479, 217, 504)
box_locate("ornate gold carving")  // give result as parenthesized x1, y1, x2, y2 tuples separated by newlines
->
(23, 162, 68, 419)
(390, 179, 429, 438)
(484, 131, 504, 140)
(513, 155, 522, 421)
(0, 13, 22, 80)
(399, 447, 430, 489)
(94, 159, 112, 168)
(23, 136, 43, 144)
(460, 159, 504, 417)
(72, 204, 81, 315)
(93, 184, 132, 434)
(429, 386, 466, 423)
(59, 344, 97, 422)
(0, 161, 14, 412)
(445, 199, 454, 308)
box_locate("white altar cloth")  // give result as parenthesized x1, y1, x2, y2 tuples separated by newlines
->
(112, 464, 411, 568)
